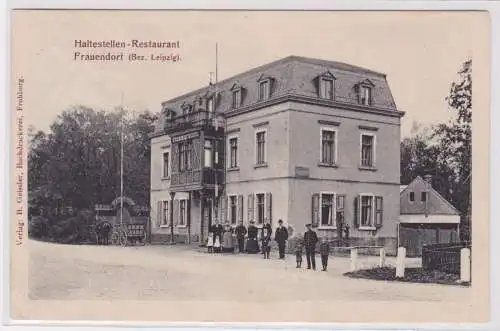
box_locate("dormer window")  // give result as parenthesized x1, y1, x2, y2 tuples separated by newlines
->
(315, 71, 336, 100)
(257, 74, 274, 101)
(361, 86, 372, 105)
(356, 79, 375, 106)
(207, 96, 214, 113)
(259, 80, 270, 100)
(320, 78, 334, 100)
(230, 82, 244, 109)
(232, 89, 242, 108)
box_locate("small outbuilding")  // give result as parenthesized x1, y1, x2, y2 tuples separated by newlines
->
(398, 175, 460, 257)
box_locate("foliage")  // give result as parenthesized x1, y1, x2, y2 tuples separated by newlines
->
(28, 106, 158, 243)
(400, 59, 472, 241)
(344, 267, 470, 286)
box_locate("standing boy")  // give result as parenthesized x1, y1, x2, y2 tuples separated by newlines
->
(295, 235, 303, 268)
(303, 224, 318, 270)
(319, 236, 330, 271)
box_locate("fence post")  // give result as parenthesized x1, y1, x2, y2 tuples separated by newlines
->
(460, 248, 471, 282)
(396, 246, 406, 278)
(379, 247, 386, 268)
(350, 247, 358, 272)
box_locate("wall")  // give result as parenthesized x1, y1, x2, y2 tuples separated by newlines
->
(288, 101, 401, 183)
(225, 102, 292, 183)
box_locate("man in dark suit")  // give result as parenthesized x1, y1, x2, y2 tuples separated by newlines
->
(235, 221, 247, 253)
(274, 219, 289, 259)
(303, 223, 318, 270)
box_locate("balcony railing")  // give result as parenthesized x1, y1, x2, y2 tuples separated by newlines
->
(164, 110, 216, 133)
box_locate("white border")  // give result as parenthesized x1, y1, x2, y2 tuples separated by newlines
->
(2, 1, 499, 331)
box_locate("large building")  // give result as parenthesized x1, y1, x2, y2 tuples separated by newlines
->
(149, 55, 405, 253)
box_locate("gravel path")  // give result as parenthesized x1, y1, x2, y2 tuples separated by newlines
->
(29, 239, 471, 302)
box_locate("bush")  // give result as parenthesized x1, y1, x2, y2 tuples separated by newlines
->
(344, 267, 470, 286)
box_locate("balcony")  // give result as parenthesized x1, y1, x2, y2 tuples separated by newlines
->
(164, 110, 222, 135)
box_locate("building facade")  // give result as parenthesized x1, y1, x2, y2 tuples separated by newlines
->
(150, 56, 404, 253)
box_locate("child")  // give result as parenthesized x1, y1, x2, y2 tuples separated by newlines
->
(295, 236, 303, 268)
(319, 236, 330, 271)
(206, 232, 214, 253)
(214, 234, 221, 253)
(262, 236, 271, 259)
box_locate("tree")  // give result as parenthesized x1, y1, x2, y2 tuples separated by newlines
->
(400, 125, 455, 205)
(433, 59, 472, 241)
(28, 106, 158, 241)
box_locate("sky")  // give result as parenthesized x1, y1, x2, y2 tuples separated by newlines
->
(11, 10, 487, 138)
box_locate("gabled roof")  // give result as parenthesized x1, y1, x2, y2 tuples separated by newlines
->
(400, 176, 460, 215)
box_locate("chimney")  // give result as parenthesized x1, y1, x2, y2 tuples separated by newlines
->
(424, 174, 432, 186)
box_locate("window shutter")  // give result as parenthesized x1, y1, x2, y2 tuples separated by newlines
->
(247, 194, 254, 223)
(219, 196, 226, 223)
(265, 192, 272, 225)
(354, 196, 360, 228)
(157, 201, 162, 227)
(238, 194, 244, 223)
(173, 200, 180, 225)
(311, 193, 319, 227)
(375, 196, 383, 229)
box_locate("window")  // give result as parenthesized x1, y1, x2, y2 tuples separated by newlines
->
(320, 78, 334, 99)
(361, 134, 375, 167)
(178, 199, 187, 226)
(321, 129, 337, 165)
(256, 193, 265, 225)
(229, 195, 238, 225)
(179, 141, 193, 171)
(361, 86, 371, 105)
(204, 140, 213, 168)
(232, 90, 242, 108)
(320, 193, 335, 226)
(421, 192, 427, 202)
(161, 201, 169, 226)
(179, 142, 186, 171)
(256, 130, 267, 165)
(207, 97, 214, 113)
(409, 192, 415, 202)
(229, 137, 238, 168)
(259, 80, 270, 100)
(360, 195, 374, 227)
(162, 152, 169, 178)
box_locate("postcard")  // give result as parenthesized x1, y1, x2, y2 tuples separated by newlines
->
(9, 9, 490, 324)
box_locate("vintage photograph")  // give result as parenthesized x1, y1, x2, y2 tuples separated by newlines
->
(10, 9, 490, 323)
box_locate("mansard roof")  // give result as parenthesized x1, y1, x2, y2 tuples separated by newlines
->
(154, 55, 400, 133)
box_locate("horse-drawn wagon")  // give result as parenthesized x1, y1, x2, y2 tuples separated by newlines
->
(110, 222, 147, 246)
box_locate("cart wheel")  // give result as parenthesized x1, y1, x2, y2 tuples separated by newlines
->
(119, 230, 128, 247)
(140, 232, 147, 246)
(110, 232, 120, 245)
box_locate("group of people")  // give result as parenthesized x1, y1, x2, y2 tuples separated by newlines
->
(206, 220, 332, 271)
